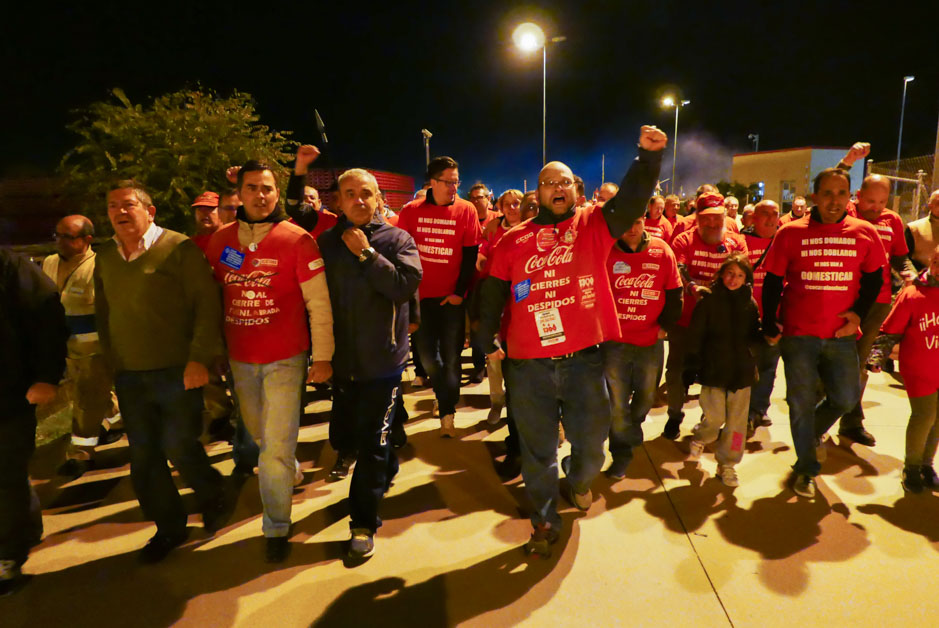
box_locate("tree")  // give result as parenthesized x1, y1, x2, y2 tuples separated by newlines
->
(59, 87, 297, 233)
(715, 180, 763, 204)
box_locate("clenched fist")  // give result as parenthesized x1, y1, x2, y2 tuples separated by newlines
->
(639, 125, 668, 152)
(842, 142, 871, 167)
(295, 144, 321, 175)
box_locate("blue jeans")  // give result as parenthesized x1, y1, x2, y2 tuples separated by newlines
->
(602, 341, 658, 466)
(333, 376, 401, 533)
(413, 299, 465, 416)
(749, 341, 781, 421)
(504, 346, 610, 528)
(115, 367, 224, 537)
(0, 408, 42, 565)
(780, 336, 861, 476)
(230, 353, 306, 537)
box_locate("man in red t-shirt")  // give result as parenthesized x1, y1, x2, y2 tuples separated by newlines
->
(662, 193, 748, 439)
(478, 125, 666, 554)
(397, 156, 482, 436)
(191, 191, 221, 253)
(644, 194, 674, 242)
(664, 194, 681, 227)
(205, 159, 334, 563)
(779, 195, 808, 226)
(740, 200, 781, 434)
(761, 167, 887, 499)
(467, 184, 500, 381)
(602, 217, 682, 479)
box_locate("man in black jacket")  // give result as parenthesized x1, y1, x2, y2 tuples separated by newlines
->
(0, 249, 68, 595)
(317, 165, 422, 561)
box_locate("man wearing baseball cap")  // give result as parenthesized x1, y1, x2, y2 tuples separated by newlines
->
(191, 191, 221, 254)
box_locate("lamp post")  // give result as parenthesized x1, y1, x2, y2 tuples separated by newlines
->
(513, 22, 565, 166)
(421, 129, 432, 168)
(896, 75, 915, 177)
(662, 96, 690, 195)
(748, 133, 759, 152)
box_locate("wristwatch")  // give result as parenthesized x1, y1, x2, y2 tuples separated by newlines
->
(358, 246, 376, 262)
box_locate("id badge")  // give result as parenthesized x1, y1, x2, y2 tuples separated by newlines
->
(535, 308, 566, 346)
(220, 246, 245, 270)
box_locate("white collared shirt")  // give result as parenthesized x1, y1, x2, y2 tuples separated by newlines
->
(114, 222, 165, 262)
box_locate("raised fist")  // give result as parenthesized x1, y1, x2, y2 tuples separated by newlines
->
(843, 142, 871, 167)
(295, 144, 321, 174)
(226, 166, 241, 184)
(639, 125, 668, 152)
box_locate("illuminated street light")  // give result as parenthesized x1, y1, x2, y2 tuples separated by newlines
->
(513, 22, 564, 166)
(896, 75, 915, 183)
(661, 96, 690, 195)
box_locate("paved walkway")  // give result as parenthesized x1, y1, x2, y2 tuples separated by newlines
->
(2, 360, 937, 627)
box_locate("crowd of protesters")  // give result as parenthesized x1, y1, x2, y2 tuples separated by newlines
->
(3, 128, 939, 593)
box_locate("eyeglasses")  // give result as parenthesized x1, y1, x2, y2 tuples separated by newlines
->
(433, 178, 461, 188)
(539, 178, 575, 189)
(53, 232, 84, 241)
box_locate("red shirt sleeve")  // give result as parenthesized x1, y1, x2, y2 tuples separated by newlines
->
(881, 286, 914, 335)
(860, 223, 889, 273)
(663, 245, 681, 290)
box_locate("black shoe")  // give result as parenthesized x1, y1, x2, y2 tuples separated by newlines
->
(604, 458, 630, 480)
(921, 465, 939, 490)
(662, 416, 682, 440)
(902, 466, 924, 494)
(202, 495, 233, 535)
(231, 461, 256, 477)
(327, 454, 355, 482)
(265, 537, 291, 563)
(0, 560, 26, 597)
(496, 454, 522, 480)
(98, 424, 124, 445)
(468, 367, 486, 384)
(390, 421, 407, 449)
(839, 427, 876, 447)
(56, 457, 92, 478)
(138, 530, 189, 564)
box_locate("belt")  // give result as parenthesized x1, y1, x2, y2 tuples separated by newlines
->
(550, 344, 599, 361)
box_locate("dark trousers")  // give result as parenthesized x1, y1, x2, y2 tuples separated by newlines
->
(115, 367, 223, 537)
(410, 335, 427, 378)
(665, 325, 690, 421)
(332, 376, 400, 533)
(0, 408, 42, 565)
(413, 299, 465, 416)
(503, 360, 520, 456)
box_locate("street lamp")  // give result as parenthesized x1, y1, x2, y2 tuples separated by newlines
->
(748, 133, 760, 152)
(421, 129, 432, 168)
(896, 75, 915, 177)
(661, 96, 690, 195)
(513, 22, 565, 166)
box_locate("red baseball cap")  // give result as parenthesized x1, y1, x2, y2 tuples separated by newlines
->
(191, 191, 219, 208)
(696, 192, 726, 215)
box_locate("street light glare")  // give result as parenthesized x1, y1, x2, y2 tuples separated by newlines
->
(513, 22, 545, 52)
(904, 75, 915, 83)
(662, 96, 675, 108)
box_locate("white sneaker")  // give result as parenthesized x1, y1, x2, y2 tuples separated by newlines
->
(717, 465, 739, 487)
(689, 440, 705, 458)
(440, 414, 456, 438)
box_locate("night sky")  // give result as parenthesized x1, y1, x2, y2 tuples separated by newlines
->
(5, 0, 939, 198)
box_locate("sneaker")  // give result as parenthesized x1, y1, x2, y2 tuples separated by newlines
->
(524, 523, 560, 557)
(561, 479, 592, 511)
(921, 465, 939, 490)
(496, 454, 522, 480)
(662, 415, 682, 440)
(717, 465, 739, 487)
(604, 458, 630, 480)
(348, 528, 375, 559)
(0, 559, 24, 597)
(902, 466, 924, 494)
(390, 421, 407, 449)
(328, 454, 356, 482)
(98, 423, 124, 445)
(791, 473, 816, 499)
(138, 529, 189, 564)
(265, 536, 291, 563)
(815, 437, 828, 463)
(839, 427, 876, 447)
(486, 402, 504, 426)
(689, 440, 705, 458)
(440, 414, 457, 438)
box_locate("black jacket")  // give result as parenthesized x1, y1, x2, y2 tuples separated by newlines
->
(317, 214, 422, 381)
(0, 248, 68, 415)
(685, 283, 762, 391)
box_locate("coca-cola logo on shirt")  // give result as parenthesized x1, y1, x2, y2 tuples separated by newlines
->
(523, 245, 574, 274)
(224, 270, 276, 288)
(614, 272, 656, 290)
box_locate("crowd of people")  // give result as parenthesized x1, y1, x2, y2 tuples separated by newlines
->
(3, 126, 939, 594)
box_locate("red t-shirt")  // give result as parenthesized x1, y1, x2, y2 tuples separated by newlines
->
(672, 214, 739, 241)
(743, 233, 773, 317)
(671, 229, 749, 326)
(762, 215, 888, 338)
(607, 237, 681, 347)
(192, 232, 213, 254)
(489, 205, 618, 359)
(853, 208, 907, 303)
(779, 212, 807, 226)
(478, 221, 512, 278)
(205, 221, 325, 364)
(397, 197, 481, 299)
(880, 281, 939, 397)
(665, 214, 679, 227)
(644, 216, 674, 242)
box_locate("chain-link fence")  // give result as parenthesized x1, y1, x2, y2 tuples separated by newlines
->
(868, 154, 934, 223)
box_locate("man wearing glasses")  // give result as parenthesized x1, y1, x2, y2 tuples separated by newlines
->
(396, 157, 482, 437)
(478, 125, 666, 555)
(41, 216, 121, 478)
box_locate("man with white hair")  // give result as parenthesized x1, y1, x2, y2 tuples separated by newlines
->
(479, 125, 666, 555)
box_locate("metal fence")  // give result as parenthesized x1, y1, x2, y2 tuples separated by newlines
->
(868, 154, 934, 223)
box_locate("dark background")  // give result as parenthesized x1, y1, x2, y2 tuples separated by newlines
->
(4, 0, 938, 197)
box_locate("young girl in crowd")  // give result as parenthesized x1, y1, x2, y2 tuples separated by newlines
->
(684, 253, 763, 487)
(869, 246, 939, 493)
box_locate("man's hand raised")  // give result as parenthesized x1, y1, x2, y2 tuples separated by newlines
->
(639, 126, 668, 152)
(841, 142, 871, 167)
(295, 144, 321, 175)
